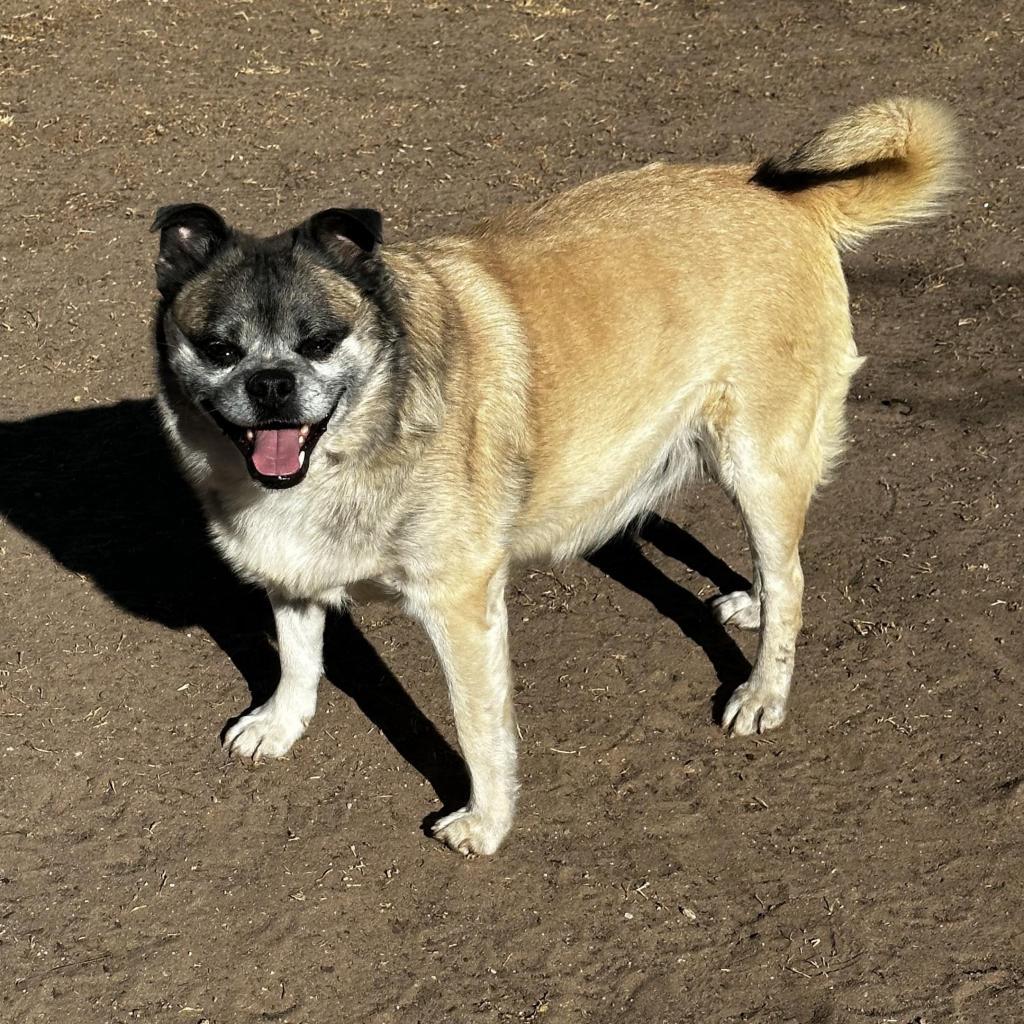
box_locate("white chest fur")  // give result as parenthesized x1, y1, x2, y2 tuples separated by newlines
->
(204, 473, 397, 603)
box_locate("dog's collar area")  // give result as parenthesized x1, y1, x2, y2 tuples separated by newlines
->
(201, 403, 335, 489)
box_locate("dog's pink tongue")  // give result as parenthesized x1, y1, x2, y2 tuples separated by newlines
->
(251, 428, 302, 477)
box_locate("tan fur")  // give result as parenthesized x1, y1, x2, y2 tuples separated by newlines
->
(166, 98, 958, 855)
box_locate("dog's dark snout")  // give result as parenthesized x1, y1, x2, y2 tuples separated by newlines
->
(246, 369, 296, 409)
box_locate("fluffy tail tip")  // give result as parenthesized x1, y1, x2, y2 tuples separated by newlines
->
(753, 98, 960, 247)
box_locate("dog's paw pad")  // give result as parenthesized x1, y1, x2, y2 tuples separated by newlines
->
(711, 590, 761, 629)
(431, 807, 508, 856)
(223, 704, 310, 761)
(723, 682, 787, 736)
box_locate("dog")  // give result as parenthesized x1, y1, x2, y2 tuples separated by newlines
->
(152, 98, 957, 855)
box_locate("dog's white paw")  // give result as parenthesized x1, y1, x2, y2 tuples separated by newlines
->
(722, 680, 787, 735)
(711, 589, 761, 629)
(431, 807, 510, 856)
(223, 701, 312, 761)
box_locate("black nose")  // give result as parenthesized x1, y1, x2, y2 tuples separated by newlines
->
(245, 369, 296, 409)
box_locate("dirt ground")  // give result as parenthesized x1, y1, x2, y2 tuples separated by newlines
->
(0, 1, 1021, 1022)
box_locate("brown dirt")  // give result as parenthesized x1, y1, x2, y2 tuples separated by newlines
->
(1, 2, 1021, 1022)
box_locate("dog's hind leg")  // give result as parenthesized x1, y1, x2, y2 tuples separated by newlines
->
(706, 339, 855, 735)
(412, 564, 518, 856)
(707, 400, 821, 735)
(721, 464, 810, 735)
(224, 593, 325, 759)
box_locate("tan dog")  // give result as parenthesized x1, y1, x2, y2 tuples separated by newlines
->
(152, 98, 957, 854)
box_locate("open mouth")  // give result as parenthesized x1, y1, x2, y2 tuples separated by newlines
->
(205, 406, 334, 489)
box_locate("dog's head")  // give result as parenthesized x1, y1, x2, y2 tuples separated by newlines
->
(152, 203, 398, 489)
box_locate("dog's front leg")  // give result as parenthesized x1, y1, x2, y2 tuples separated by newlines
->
(415, 568, 517, 855)
(224, 593, 325, 760)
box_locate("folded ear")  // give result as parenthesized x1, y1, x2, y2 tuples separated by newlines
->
(306, 207, 383, 267)
(150, 203, 230, 299)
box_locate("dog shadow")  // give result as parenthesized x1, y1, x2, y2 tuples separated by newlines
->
(588, 515, 753, 720)
(0, 399, 468, 810)
(0, 400, 752, 812)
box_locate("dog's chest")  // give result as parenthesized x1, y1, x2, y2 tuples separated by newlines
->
(207, 488, 390, 602)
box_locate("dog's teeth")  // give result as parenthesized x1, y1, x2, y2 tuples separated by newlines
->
(299, 425, 310, 437)
(299, 450, 307, 467)
(245, 430, 254, 441)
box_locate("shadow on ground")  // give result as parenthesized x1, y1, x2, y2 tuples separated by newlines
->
(0, 399, 469, 806)
(588, 515, 752, 719)
(0, 400, 752, 796)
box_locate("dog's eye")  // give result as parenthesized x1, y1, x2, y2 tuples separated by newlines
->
(295, 332, 342, 361)
(195, 335, 244, 368)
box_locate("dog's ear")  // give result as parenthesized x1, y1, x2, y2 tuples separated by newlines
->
(306, 207, 383, 269)
(151, 203, 230, 299)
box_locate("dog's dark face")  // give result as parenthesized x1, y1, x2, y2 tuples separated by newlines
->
(152, 203, 399, 489)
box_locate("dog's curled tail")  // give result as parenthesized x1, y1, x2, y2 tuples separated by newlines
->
(752, 98, 959, 249)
